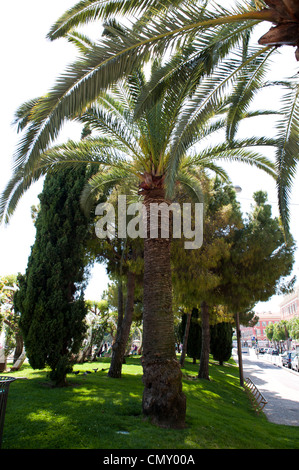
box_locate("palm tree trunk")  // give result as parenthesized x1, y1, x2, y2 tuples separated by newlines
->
(141, 189, 186, 429)
(198, 301, 210, 380)
(108, 271, 135, 378)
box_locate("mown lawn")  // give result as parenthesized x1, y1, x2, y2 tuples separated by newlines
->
(1, 356, 298, 450)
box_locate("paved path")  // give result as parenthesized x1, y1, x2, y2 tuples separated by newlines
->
(234, 350, 299, 426)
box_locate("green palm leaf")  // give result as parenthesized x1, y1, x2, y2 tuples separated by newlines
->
(80, 165, 138, 215)
(47, 0, 187, 41)
(275, 79, 299, 236)
(9, 1, 272, 178)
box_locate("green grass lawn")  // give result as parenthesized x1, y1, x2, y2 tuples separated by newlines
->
(1, 355, 298, 449)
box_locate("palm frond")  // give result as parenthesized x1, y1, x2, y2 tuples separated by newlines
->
(80, 165, 137, 215)
(184, 136, 278, 177)
(164, 43, 274, 195)
(47, 0, 185, 40)
(135, 16, 262, 118)
(66, 30, 96, 54)
(0, 166, 43, 225)
(225, 46, 276, 141)
(175, 168, 205, 203)
(38, 138, 132, 169)
(0, 137, 132, 224)
(180, 155, 231, 181)
(78, 101, 141, 158)
(12, 97, 41, 133)
(275, 80, 299, 237)
(3, 0, 290, 225)
(11, 1, 272, 177)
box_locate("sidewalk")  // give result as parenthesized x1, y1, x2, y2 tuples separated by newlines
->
(233, 350, 299, 426)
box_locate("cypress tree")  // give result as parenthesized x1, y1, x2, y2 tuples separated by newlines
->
(210, 322, 233, 366)
(186, 308, 202, 364)
(15, 167, 92, 386)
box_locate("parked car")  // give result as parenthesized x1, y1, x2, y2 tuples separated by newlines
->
(291, 354, 299, 372)
(281, 351, 297, 368)
(271, 349, 279, 355)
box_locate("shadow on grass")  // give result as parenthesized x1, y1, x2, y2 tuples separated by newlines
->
(3, 357, 191, 449)
(2, 356, 299, 449)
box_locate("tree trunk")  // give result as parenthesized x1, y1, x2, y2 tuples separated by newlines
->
(141, 190, 186, 429)
(10, 348, 26, 372)
(235, 312, 244, 387)
(117, 280, 124, 335)
(198, 301, 210, 380)
(13, 334, 24, 363)
(180, 312, 191, 367)
(3, 320, 24, 365)
(108, 271, 135, 378)
(77, 343, 91, 363)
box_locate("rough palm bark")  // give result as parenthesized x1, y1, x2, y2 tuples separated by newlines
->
(108, 271, 135, 378)
(141, 189, 186, 429)
(198, 301, 210, 380)
(258, 0, 299, 59)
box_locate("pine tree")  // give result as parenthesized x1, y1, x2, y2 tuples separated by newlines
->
(172, 178, 243, 379)
(218, 191, 295, 313)
(217, 190, 295, 385)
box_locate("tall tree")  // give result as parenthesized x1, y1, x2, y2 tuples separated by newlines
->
(219, 191, 295, 314)
(288, 317, 299, 342)
(4, 0, 295, 231)
(0, 2, 281, 226)
(2, 54, 276, 426)
(216, 190, 296, 384)
(14, 167, 92, 387)
(210, 321, 233, 366)
(172, 178, 243, 379)
(179, 308, 202, 365)
(87, 186, 142, 379)
(0, 275, 24, 369)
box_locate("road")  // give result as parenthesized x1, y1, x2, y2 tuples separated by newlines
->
(234, 349, 299, 426)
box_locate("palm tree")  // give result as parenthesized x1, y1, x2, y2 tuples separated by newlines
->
(2, 58, 277, 426)
(48, 1, 299, 60)
(42, 0, 299, 233)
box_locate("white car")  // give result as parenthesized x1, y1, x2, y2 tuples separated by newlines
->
(291, 354, 299, 372)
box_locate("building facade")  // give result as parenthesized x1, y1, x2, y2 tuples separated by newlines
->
(240, 311, 281, 344)
(252, 311, 282, 342)
(280, 285, 299, 321)
(239, 287, 299, 346)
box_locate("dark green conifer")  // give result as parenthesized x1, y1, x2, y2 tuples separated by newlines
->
(210, 322, 233, 366)
(14, 167, 92, 386)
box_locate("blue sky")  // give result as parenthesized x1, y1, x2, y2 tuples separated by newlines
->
(0, 1, 298, 311)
